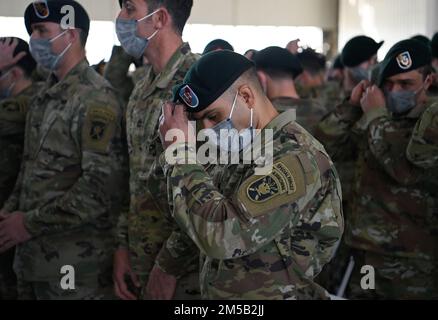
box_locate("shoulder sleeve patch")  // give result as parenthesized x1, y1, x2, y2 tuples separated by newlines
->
(237, 154, 307, 218)
(0, 97, 28, 122)
(82, 107, 117, 153)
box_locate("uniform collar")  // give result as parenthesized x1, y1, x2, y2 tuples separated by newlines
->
(265, 109, 297, 131)
(44, 59, 90, 98)
(143, 43, 193, 92)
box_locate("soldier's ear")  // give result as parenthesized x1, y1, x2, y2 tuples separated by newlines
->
(154, 8, 168, 30)
(424, 73, 434, 91)
(238, 85, 255, 110)
(10, 66, 23, 80)
(256, 71, 268, 94)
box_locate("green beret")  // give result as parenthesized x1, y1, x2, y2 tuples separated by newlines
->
(432, 33, 438, 58)
(173, 51, 254, 113)
(203, 39, 234, 55)
(254, 46, 303, 79)
(24, 0, 90, 35)
(342, 36, 384, 67)
(378, 39, 432, 86)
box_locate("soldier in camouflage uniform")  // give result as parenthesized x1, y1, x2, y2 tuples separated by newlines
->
(295, 48, 327, 101)
(316, 39, 438, 299)
(429, 33, 438, 97)
(104, 45, 150, 106)
(0, 1, 127, 300)
(340, 36, 383, 97)
(253, 46, 326, 135)
(153, 50, 344, 300)
(113, 0, 200, 300)
(0, 37, 42, 300)
(407, 103, 438, 168)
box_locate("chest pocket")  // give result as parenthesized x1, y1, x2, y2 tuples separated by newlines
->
(128, 97, 163, 165)
(35, 112, 77, 162)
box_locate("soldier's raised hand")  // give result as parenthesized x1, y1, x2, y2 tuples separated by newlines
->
(360, 85, 386, 113)
(350, 80, 371, 107)
(0, 37, 27, 71)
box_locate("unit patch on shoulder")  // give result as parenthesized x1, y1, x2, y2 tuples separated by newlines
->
(83, 107, 116, 153)
(238, 154, 306, 217)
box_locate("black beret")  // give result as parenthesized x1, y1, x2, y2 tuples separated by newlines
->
(431, 33, 438, 58)
(203, 39, 234, 55)
(173, 51, 254, 113)
(25, 0, 90, 35)
(341, 36, 384, 67)
(254, 46, 303, 79)
(378, 39, 432, 86)
(410, 35, 431, 47)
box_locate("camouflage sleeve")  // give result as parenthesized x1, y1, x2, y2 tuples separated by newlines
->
(116, 209, 129, 249)
(152, 155, 199, 278)
(162, 143, 342, 261)
(23, 90, 126, 237)
(104, 46, 135, 105)
(155, 230, 200, 279)
(1, 159, 25, 212)
(313, 100, 363, 161)
(364, 108, 425, 185)
(406, 104, 438, 168)
(0, 96, 28, 136)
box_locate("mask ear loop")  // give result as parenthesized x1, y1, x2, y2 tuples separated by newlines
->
(249, 107, 254, 144)
(137, 10, 161, 41)
(137, 9, 161, 22)
(228, 92, 239, 120)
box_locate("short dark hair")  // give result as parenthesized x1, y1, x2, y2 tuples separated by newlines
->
(78, 29, 88, 48)
(418, 65, 434, 80)
(297, 48, 326, 75)
(258, 68, 294, 82)
(226, 67, 264, 100)
(146, 0, 193, 35)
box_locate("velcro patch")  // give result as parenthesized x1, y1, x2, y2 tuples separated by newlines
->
(83, 107, 116, 153)
(238, 155, 306, 218)
(179, 85, 199, 109)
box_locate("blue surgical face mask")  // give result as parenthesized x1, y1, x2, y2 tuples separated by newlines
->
(350, 66, 370, 82)
(29, 30, 72, 71)
(0, 70, 16, 100)
(116, 10, 160, 59)
(211, 92, 254, 153)
(385, 83, 425, 115)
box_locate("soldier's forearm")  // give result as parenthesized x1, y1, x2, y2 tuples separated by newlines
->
(368, 118, 424, 186)
(168, 162, 294, 260)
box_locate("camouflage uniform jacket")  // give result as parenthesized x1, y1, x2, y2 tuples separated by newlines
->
(159, 110, 344, 300)
(316, 99, 438, 260)
(271, 97, 326, 135)
(116, 43, 199, 280)
(2, 60, 127, 281)
(407, 102, 438, 168)
(0, 82, 43, 207)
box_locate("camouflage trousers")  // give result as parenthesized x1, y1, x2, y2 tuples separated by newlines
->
(16, 274, 116, 300)
(346, 249, 438, 300)
(0, 248, 17, 300)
